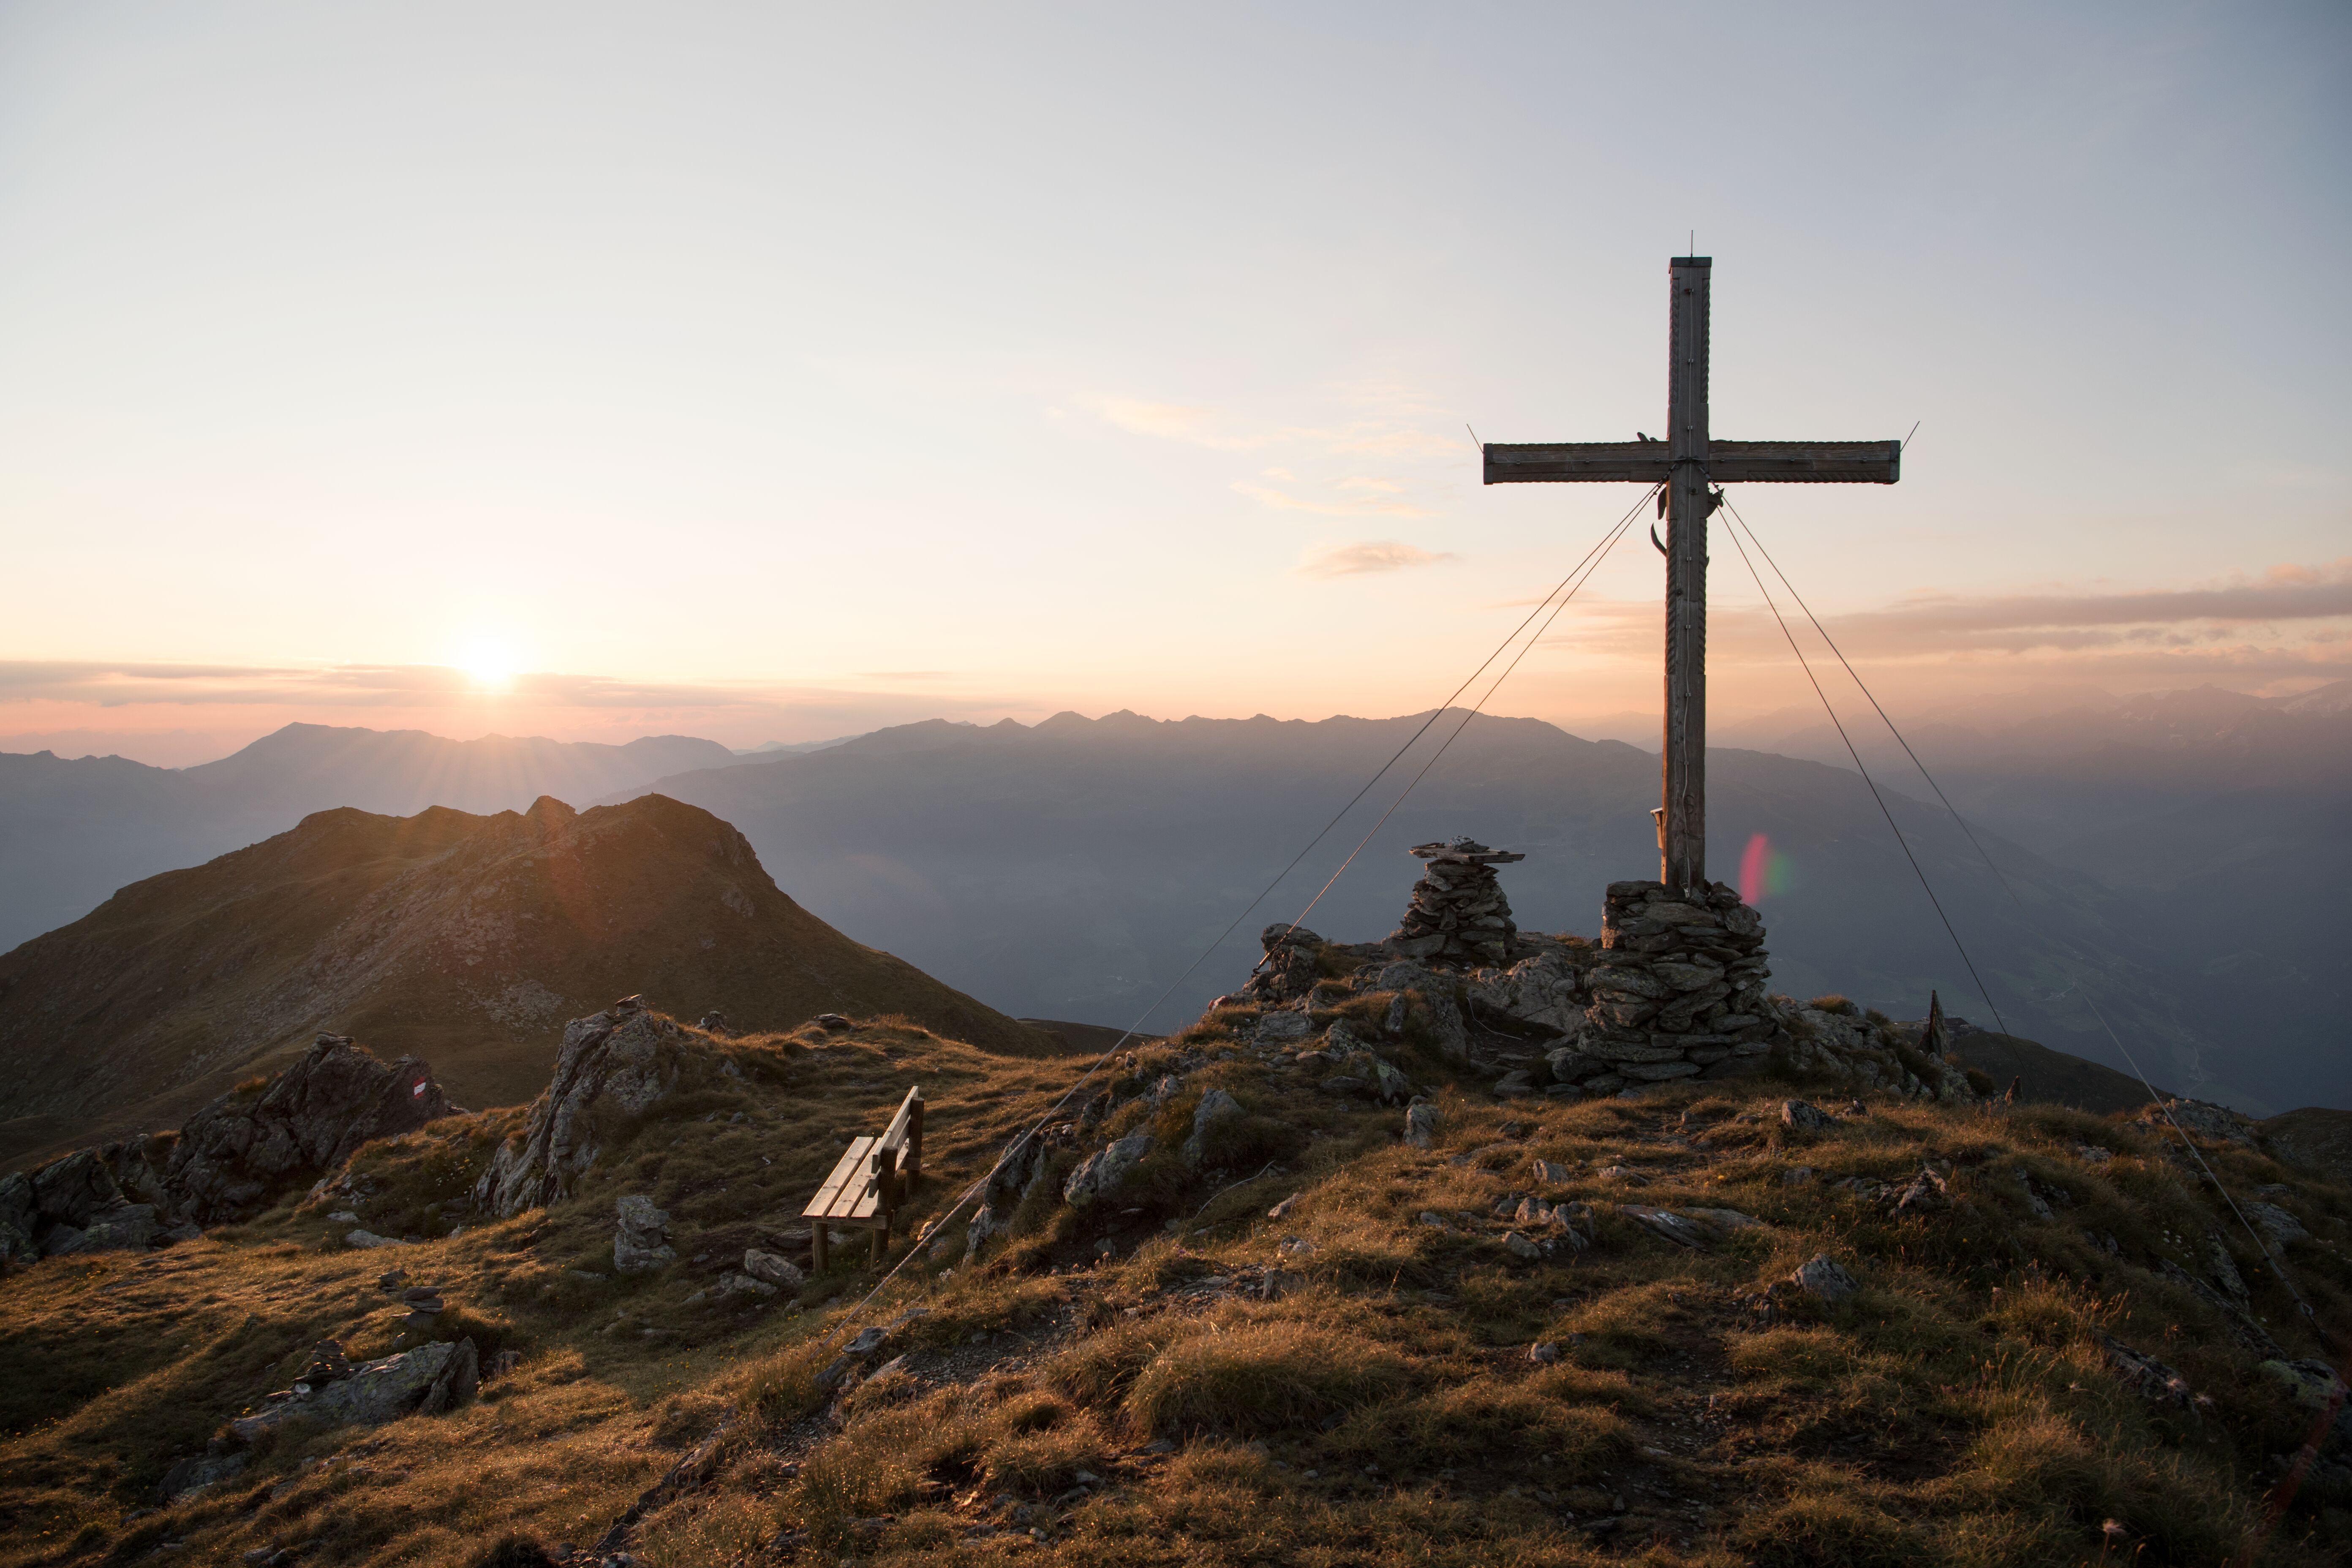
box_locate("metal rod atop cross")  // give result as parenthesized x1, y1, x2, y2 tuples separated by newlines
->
(1482, 256, 1903, 898)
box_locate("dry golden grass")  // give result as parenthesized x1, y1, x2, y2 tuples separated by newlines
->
(7, 1000, 2352, 1567)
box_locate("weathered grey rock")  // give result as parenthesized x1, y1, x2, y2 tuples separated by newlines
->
(1237, 925, 1325, 1004)
(1063, 1132, 1152, 1209)
(613, 1195, 677, 1274)
(2102, 1335, 2194, 1406)
(54, 1203, 163, 1254)
(2246, 1202, 2311, 1251)
(476, 1010, 685, 1218)
(2258, 1360, 2352, 1455)
(1466, 950, 1584, 1034)
(1544, 1048, 1603, 1083)
(744, 1249, 805, 1290)
(1623, 1206, 1718, 1250)
(1789, 1254, 1859, 1302)
(345, 1229, 406, 1249)
(229, 1338, 478, 1445)
(1181, 1089, 1243, 1168)
(2137, 1098, 2258, 1146)
(0, 1173, 33, 1262)
(1586, 966, 1671, 1000)
(1255, 1011, 1314, 1044)
(1781, 1100, 1836, 1134)
(1652, 961, 1725, 992)
(169, 1034, 455, 1226)
(1527, 1342, 1562, 1365)
(1421, 996, 1470, 1061)
(156, 1451, 248, 1503)
(1361, 1056, 1412, 1102)
(1619, 1061, 1701, 1081)
(1531, 1160, 1572, 1186)
(30, 1150, 125, 1230)
(966, 1129, 1052, 1258)
(1404, 1098, 1440, 1150)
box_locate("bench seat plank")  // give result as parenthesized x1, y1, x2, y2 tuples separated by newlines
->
(804, 1136, 877, 1220)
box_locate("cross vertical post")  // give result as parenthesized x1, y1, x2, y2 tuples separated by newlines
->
(1480, 256, 1901, 902)
(1663, 256, 1711, 896)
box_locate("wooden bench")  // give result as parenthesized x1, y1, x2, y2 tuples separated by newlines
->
(802, 1085, 924, 1270)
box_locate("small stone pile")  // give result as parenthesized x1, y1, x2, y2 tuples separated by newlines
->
(1541, 880, 1777, 1096)
(1387, 838, 1524, 966)
(1235, 923, 1324, 1004)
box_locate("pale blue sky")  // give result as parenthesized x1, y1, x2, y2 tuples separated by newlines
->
(1, 1, 2345, 760)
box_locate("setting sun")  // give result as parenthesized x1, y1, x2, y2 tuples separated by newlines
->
(457, 637, 520, 690)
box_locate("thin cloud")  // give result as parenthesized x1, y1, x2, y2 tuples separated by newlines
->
(0, 661, 1002, 713)
(1090, 395, 1266, 450)
(1527, 558, 2352, 678)
(1296, 542, 1459, 580)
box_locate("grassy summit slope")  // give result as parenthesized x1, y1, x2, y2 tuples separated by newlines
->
(3, 999, 2347, 1567)
(0, 795, 1051, 1166)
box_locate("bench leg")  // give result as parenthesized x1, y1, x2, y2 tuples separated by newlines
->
(812, 1224, 828, 1274)
(871, 1221, 888, 1267)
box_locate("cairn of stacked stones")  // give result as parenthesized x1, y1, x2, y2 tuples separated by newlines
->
(1542, 880, 1778, 1097)
(1387, 838, 1525, 967)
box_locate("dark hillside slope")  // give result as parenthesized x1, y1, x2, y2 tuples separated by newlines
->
(0, 794, 1046, 1165)
(610, 710, 2269, 1110)
(0, 724, 741, 953)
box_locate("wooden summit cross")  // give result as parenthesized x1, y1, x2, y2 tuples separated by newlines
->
(1483, 255, 1901, 897)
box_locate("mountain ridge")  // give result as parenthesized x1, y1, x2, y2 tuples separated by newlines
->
(0, 792, 1048, 1167)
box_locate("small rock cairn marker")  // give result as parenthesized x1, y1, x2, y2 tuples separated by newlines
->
(1388, 837, 1525, 966)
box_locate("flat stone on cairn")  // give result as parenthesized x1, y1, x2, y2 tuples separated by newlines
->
(1387, 838, 1525, 967)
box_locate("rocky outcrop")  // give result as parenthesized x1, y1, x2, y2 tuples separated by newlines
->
(614, 1194, 677, 1274)
(1063, 1132, 1152, 1210)
(1180, 1089, 1242, 1168)
(1, 1034, 451, 1263)
(227, 1337, 478, 1445)
(1387, 838, 1524, 965)
(1236, 924, 1325, 1005)
(168, 1034, 456, 1225)
(476, 1006, 685, 1219)
(1, 1141, 185, 1261)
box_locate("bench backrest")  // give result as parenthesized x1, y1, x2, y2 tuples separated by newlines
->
(870, 1085, 923, 1184)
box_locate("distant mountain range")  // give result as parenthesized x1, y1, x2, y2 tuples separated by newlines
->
(0, 724, 742, 954)
(595, 708, 2308, 1113)
(1732, 680, 2352, 1114)
(3, 684, 2343, 1117)
(0, 792, 1045, 1167)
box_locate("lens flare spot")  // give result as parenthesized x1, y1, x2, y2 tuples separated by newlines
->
(1739, 832, 1795, 903)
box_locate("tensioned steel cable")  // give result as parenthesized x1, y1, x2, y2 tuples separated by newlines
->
(1718, 506, 2022, 1050)
(1274, 493, 1649, 942)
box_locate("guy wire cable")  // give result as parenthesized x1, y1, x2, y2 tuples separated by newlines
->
(1721, 494, 2328, 1326)
(807, 483, 1663, 1340)
(1277, 495, 1644, 941)
(1716, 504, 2027, 1071)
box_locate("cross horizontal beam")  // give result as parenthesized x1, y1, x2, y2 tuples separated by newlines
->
(1483, 438, 1901, 486)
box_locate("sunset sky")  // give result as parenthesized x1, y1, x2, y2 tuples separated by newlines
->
(3, 2, 2346, 765)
